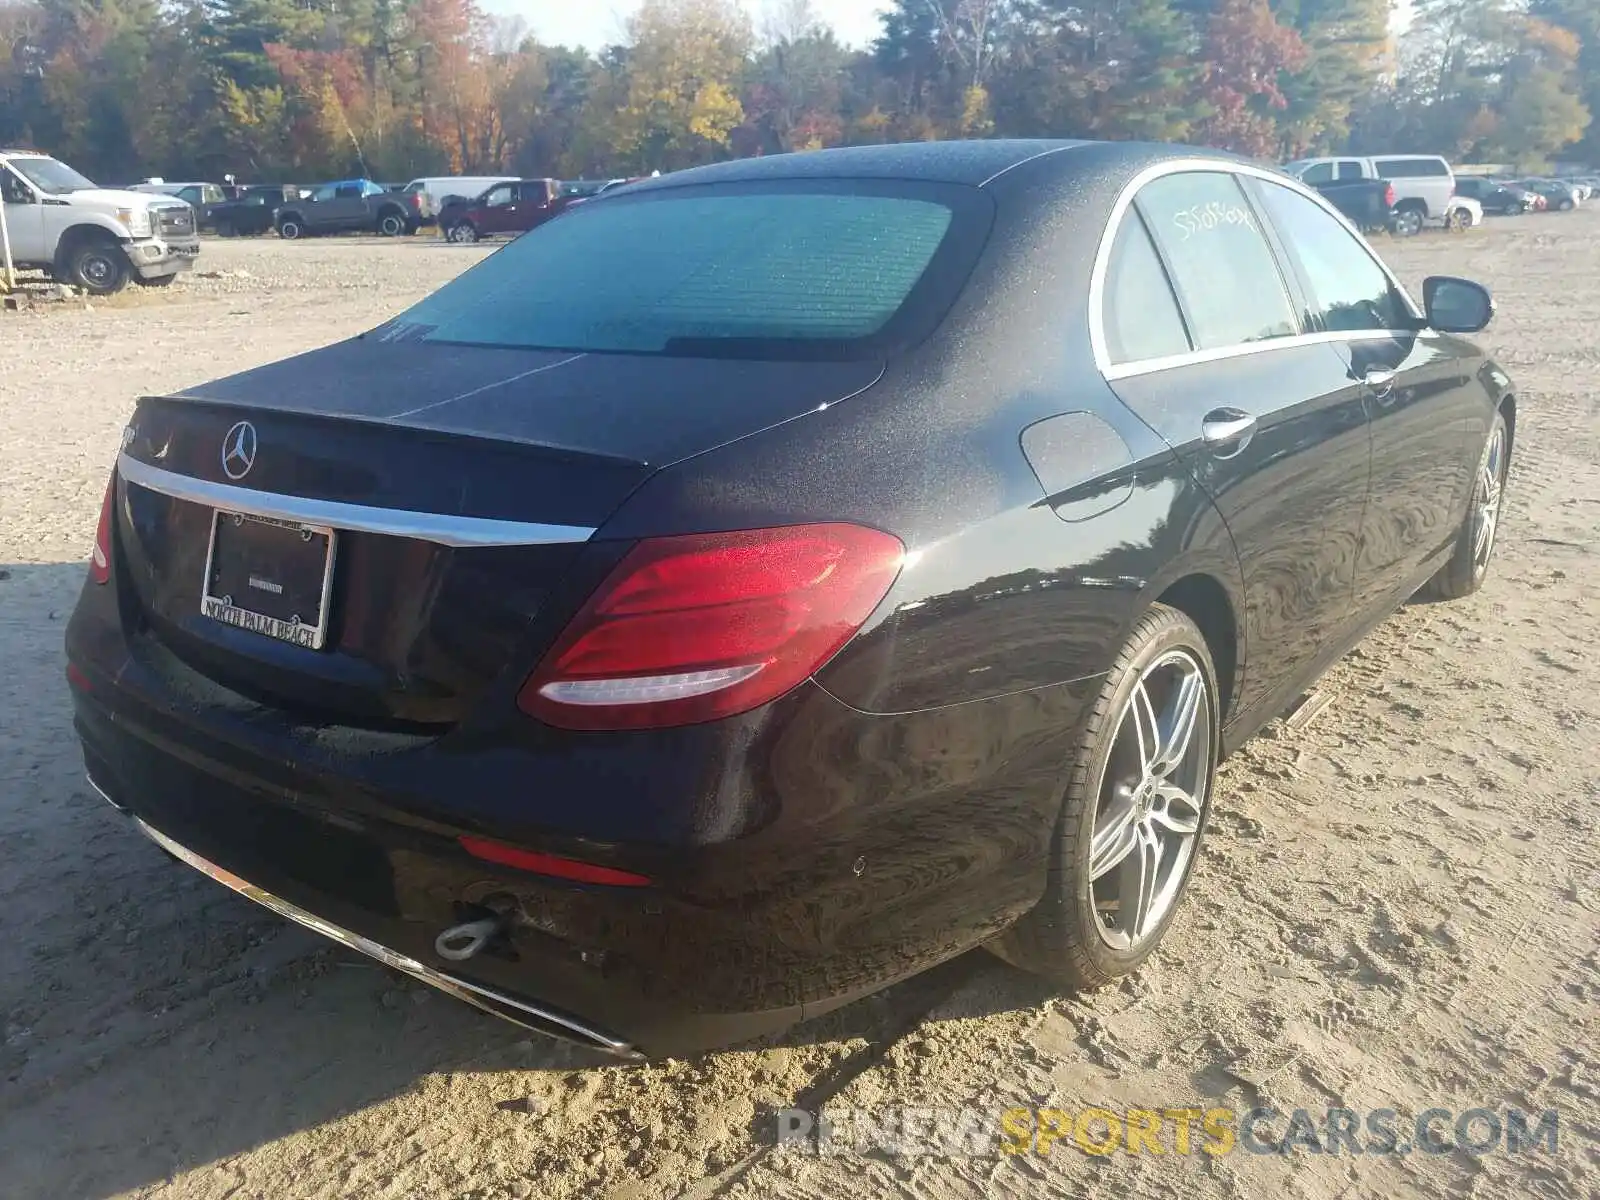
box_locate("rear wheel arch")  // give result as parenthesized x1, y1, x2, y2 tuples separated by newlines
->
(1155, 573, 1241, 727)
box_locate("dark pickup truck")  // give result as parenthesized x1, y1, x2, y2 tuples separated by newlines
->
(210, 184, 299, 236)
(274, 179, 423, 239)
(1305, 177, 1399, 234)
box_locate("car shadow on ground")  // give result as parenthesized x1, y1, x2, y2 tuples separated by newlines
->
(0, 560, 1054, 1199)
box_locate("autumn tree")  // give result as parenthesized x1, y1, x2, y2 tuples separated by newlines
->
(1190, 0, 1310, 156)
(603, 0, 751, 172)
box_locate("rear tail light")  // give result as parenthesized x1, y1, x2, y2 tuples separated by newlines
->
(90, 473, 115, 585)
(518, 523, 905, 730)
(1384, 183, 1396, 209)
(458, 836, 651, 886)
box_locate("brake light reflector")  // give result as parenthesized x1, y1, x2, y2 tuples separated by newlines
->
(1384, 183, 1396, 209)
(458, 836, 652, 886)
(90, 473, 115, 585)
(518, 523, 905, 730)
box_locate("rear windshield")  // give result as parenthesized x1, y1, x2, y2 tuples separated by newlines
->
(380, 181, 987, 359)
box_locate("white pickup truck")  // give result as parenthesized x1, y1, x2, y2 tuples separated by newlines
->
(0, 149, 200, 294)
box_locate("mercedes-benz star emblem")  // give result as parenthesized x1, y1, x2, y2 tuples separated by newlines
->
(221, 420, 257, 481)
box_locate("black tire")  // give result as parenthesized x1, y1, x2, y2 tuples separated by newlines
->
(1419, 411, 1510, 601)
(445, 220, 479, 244)
(64, 237, 130, 295)
(1447, 208, 1472, 232)
(1559, 199, 1575, 212)
(989, 603, 1220, 990)
(214, 219, 235, 238)
(1391, 204, 1425, 237)
(377, 210, 406, 237)
(277, 216, 304, 240)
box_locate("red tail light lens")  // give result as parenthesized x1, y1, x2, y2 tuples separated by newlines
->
(89, 473, 115, 585)
(518, 523, 905, 730)
(1384, 183, 1396, 209)
(458, 836, 651, 886)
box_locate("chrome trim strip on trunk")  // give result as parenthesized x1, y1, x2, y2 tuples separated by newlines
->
(123, 810, 642, 1059)
(117, 452, 597, 548)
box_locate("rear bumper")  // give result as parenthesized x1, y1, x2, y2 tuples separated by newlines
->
(107, 795, 643, 1058)
(67, 584, 1095, 1056)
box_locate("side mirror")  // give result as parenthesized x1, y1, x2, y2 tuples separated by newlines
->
(1423, 275, 1494, 334)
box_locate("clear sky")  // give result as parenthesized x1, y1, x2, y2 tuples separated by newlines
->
(493, 0, 888, 51)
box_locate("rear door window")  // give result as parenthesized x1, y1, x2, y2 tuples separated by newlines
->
(1299, 162, 1334, 184)
(1376, 157, 1450, 178)
(385, 182, 989, 359)
(1102, 212, 1191, 365)
(1253, 181, 1411, 333)
(1134, 171, 1299, 351)
(1335, 161, 1365, 181)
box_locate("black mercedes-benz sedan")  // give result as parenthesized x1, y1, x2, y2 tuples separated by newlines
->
(66, 140, 1514, 1059)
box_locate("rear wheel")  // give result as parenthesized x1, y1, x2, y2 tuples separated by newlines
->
(1419, 412, 1509, 601)
(1558, 198, 1575, 212)
(1447, 207, 1472, 231)
(446, 221, 479, 244)
(1391, 204, 1424, 237)
(278, 217, 304, 240)
(377, 210, 406, 237)
(990, 604, 1219, 989)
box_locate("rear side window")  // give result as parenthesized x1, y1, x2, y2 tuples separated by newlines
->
(1335, 161, 1364, 181)
(1376, 157, 1450, 178)
(1102, 213, 1191, 365)
(387, 185, 981, 358)
(1253, 181, 1410, 333)
(1135, 172, 1298, 351)
(1298, 162, 1334, 184)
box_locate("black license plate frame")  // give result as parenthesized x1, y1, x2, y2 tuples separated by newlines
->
(199, 510, 337, 649)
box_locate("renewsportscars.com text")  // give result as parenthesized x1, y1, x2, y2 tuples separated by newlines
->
(774, 1105, 1562, 1158)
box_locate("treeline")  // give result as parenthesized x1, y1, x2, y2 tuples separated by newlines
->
(0, 0, 1592, 186)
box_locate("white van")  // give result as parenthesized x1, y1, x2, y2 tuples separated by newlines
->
(401, 177, 515, 220)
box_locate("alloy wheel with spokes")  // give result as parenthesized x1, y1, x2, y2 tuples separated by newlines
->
(988, 603, 1219, 989)
(1089, 649, 1210, 950)
(1473, 422, 1506, 572)
(1419, 410, 1511, 602)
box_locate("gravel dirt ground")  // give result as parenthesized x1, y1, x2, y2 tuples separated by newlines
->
(1, 225, 1596, 1200)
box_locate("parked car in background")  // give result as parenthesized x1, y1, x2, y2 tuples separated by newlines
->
(1290, 167, 1397, 234)
(273, 179, 423, 238)
(70, 140, 1514, 1060)
(1513, 178, 1581, 211)
(1283, 154, 1455, 235)
(401, 176, 516, 221)
(1454, 176, 1539, 215)
(437, 178, 574, 243)
(129, 180, 228, 231)
(1, 149, 198, 293)
(1445, 194, 1483, 229)
(207, 184, 298, 237)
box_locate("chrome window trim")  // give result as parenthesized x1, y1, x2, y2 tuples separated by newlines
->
(1089, 158, 1423, 378)
(118, 452, 597, 548)
(1102, 328, 1419, 382)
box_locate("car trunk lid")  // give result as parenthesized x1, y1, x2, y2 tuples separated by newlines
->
(114, 341, 884, 729)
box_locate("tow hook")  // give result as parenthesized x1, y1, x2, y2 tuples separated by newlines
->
(434, 916, 504, 962)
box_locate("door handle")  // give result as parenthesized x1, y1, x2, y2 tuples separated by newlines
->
(1362, 367, 1398, 407)
(1201, 409, 1257, 458)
